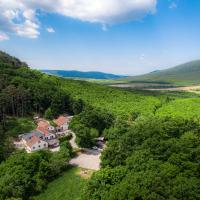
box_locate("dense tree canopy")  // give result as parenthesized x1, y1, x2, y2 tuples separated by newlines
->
(70, 107, 114, 147)
(0, 140, 71, 200)
(82, 117, 200, 200)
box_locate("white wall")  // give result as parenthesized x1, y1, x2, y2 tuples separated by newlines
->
(29, 140, 48, 152)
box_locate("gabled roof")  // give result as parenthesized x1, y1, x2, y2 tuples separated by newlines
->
(54, 116, 69, 127)
(22, 130, 43, 141)
(37, 126, 50, 136)
(26, 135, 41, 148)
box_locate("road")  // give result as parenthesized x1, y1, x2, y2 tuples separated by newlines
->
(69, 131, 78, 149)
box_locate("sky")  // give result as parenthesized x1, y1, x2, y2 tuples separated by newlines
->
(0, 0, 200, 75)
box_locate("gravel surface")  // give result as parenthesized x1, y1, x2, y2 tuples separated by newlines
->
(69, 130, 102, 170)
(69, 150, 101, 170)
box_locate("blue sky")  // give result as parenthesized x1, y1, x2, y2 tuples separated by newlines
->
(0, 0, 200, 75)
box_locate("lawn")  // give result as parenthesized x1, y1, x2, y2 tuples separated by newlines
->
(32, 167, 86, 200)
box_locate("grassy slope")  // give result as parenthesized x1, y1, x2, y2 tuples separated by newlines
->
(32, 167, 86, 200)
(120, 60, 200, 86)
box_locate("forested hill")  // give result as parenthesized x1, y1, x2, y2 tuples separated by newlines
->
(0, 50, 160, 157)
(123, 60, 200, 85)
(42, 69, 127, 79)
(0, 50, 161, 119)
(2, 51, 200, 200)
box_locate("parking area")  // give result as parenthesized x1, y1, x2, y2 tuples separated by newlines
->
(69, 149, 101, 170)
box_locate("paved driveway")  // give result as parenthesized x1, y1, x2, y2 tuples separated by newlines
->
(69, 131, 78, 149)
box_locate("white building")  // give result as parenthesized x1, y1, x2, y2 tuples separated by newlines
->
(54, 115, 70, 132)
(22, 134, 48, 153)
(37, 126, 56, 140)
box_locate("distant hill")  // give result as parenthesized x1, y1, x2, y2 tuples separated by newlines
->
(123, 60, 200, 86)
(42, 70, 127, 80)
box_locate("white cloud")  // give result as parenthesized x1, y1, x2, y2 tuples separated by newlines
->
(53, 0, 157, 24)
(0, 0, 157, 40)
(15, 20, 40, 38)
(0, 32, 9, 41)
(46, 27, 55, 33)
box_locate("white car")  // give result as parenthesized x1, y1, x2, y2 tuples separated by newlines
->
(92, 146, 98, 150)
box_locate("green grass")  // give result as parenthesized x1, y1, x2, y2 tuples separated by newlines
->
(32, 167, 86, 200)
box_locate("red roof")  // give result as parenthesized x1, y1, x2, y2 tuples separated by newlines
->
(37, 126, 50, 136)
(54, 116, 69, 127)
(26, 135, 40, 148)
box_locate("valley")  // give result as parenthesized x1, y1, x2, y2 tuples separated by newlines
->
(111, 83, 200, 93)
(1, 52, 200, 200)
(1, 1, 199, 199)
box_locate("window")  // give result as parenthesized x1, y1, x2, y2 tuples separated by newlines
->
(44, 144, 46, 147)
(38, 145, 40, 148)
(33, 146, 35, 149)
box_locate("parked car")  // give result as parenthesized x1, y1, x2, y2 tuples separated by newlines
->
(92, 146, 98, 150)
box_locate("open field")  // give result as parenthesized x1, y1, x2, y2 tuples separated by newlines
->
(32, 167, 86, 200)
(109, 83, 200, 94)
(146, 85, 200, 93)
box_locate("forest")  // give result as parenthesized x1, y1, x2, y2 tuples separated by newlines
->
(1, 51, 200, 200)
(82, 117, 200, 200)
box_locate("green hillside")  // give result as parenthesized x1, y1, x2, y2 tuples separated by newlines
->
(0, 51, 162, 200)
(123, 60, 200, 86)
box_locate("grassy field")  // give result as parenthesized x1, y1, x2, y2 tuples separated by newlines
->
(32, 167, 86, 200)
